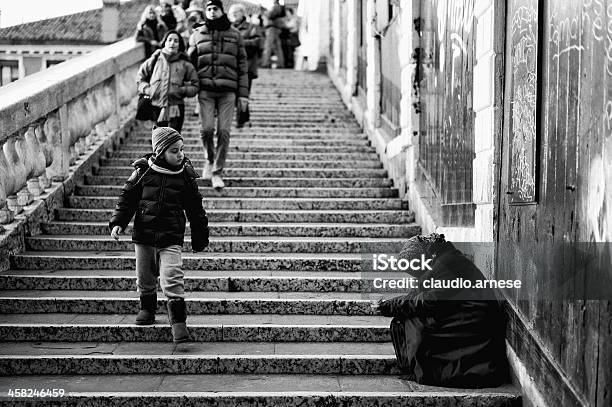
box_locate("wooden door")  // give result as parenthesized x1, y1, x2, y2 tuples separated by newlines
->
(497, 0, 610, 405)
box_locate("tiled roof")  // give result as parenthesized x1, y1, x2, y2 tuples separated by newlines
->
(0, 0, 149, 45)
(0, 0, 265, 46)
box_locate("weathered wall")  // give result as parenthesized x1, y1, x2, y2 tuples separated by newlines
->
(498, 1, 611, 406)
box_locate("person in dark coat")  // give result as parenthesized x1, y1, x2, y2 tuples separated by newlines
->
(228, 3, 262, 127)
(109, 127, 209, 343)
(372, 233, 509, 388)
(136, 5, 168, 58)
(187, 0, 249, 190)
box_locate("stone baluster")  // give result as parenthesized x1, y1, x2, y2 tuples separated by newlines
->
(4, 137, 28, 214)
(93, 87, 109, 142)
(105, 84, 119, 136)
(15, 134, 35, 206)
(68, 97, 84, 162)
(84, 91, 97, 149)
(35, 120, 53, 189)
(0, 142, 14, 224)
(24, 125, 46, 196)
(45, 110, 70, 182)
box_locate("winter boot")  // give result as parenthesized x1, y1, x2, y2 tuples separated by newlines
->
(167, 298, 190, 343)
(135, 293, 157, 325)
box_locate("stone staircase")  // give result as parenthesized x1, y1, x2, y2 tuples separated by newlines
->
(0, 70, 520, 406)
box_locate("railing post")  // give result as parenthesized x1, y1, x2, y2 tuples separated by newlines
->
(48, 106, 71, 182)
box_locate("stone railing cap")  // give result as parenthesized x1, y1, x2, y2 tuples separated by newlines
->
(0, 38, 144, 141)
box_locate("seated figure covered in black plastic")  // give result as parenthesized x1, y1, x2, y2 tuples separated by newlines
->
(373, 233, 509, 388)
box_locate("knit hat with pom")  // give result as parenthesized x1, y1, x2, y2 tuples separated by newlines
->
(151, 126, 183, 156)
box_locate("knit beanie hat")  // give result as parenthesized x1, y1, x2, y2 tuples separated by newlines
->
(205, 0, 224, 11)
(151, 126, 183, 156)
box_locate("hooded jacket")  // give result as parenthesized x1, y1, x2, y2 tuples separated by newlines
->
(187, 15, 249, 98)
(378, 242, 509, 388)
(109, 155, 209, 251)
(137, 49, 199, 108)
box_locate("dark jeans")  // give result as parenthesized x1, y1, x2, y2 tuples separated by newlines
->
(151, 104, 185, 133)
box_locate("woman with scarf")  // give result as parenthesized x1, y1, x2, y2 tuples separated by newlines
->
(137, 30, 199, 132)
(136, 6, 168, 58)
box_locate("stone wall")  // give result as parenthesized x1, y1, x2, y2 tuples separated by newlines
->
(0, 38, 144, 269)
(325, 0, 501, 253)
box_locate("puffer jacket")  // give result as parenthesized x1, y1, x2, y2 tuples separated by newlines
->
(137, 50, 199, 108)
(233, 18, 262, 79)
(187, 16, 249, 98)
(378, 243, 509, 388)
(109, 155, 209, 251)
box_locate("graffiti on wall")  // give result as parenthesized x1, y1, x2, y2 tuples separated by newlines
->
(508, 0, 538, 203)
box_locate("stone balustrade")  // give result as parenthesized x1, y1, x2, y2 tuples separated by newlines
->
(0, 39, 143, 226)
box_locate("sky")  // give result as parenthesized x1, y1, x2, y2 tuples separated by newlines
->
(0, 0, 276, 28)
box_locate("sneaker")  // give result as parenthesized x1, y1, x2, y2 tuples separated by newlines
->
(202, 163, 213, 180)
(211, 175, 225, 190)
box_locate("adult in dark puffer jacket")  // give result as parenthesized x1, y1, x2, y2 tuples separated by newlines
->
(373, 234, 509, 388)
(187, 0, 249, 190)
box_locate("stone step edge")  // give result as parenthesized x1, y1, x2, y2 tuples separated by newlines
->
(0, 390, 522, 406)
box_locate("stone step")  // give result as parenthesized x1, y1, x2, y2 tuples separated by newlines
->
(41, 221, 418, 238)
(110, 151, 378, 161)
(0, 374, 521, 406)
(0, 313, 390, 342)
(103, 158, 383, 169)
(54, 208, 412, 223)
(227, 110, 355, 118)
(0, 269, 407, 292)
(0, 355, 400, 376)
(162, 131, 366, 139)
(1, 341, 394, 355)
(9, 249, 397, 271)
(0, 290, 374, 315)
(204, 122, 360, 129)
(95, 167, 388, 179)
(113, 144, 374, 153)
(124, 137, 369, 145)
(85, 176, 392, 189)
(146, 127, 360, 135)
(75, 185, 398, 199)
(66, 196, 407, 210)
(25, 235, 407, 254)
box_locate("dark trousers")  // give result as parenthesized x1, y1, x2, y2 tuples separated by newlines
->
(151, 104, 185, 133)
(236, 75, 255, 126)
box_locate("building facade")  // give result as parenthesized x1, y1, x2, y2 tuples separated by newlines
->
(323, 1, 611, 406)
(0, 0, 150, 87)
